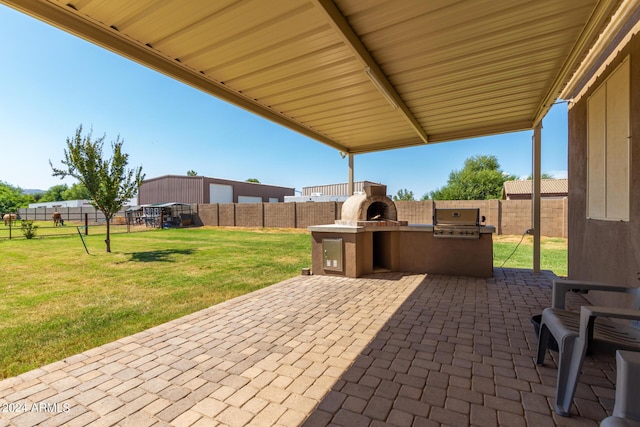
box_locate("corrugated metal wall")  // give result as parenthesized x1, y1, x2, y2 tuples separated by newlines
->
(302, 181, 378, 196)
(138, 175, 295, 205)
(138, 176, 204, 205)
(204, 178, 294, 203)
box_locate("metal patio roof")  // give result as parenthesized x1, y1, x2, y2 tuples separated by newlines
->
(0, 0, 632, 154)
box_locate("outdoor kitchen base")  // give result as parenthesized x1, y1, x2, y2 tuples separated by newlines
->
(309, 184, 495, 278)
(309, 225, 495, 278)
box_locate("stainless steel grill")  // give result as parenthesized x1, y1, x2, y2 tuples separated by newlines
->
(433, 208, 482, 239)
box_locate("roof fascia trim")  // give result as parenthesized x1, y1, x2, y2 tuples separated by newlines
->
(532, 0, 624, 126)
(562, 0, 640, 103)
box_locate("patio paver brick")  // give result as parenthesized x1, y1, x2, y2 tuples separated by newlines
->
(0, 270, 618, 426)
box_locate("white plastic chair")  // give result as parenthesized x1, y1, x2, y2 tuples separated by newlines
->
(600, 350, 640, 427)
(536, 279, 640, 416)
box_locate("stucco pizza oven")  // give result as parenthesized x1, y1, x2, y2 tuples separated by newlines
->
(336, 184, 406, 227)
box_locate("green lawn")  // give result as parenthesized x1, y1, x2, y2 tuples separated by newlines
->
(493, 235, 568, 277)
(0, 227, 311, 379)
(0, 227, 567, 379)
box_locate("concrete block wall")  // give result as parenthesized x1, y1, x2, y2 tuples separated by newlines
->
(195, 204, 217, 226)
(394, 200, 433, 223)
(264, 203, 296, 228)
(190, 198, 568, 237)
(235, 203, 263, 227)
(295, 202, 338, 228)
(499, 198, 567, 237)
(218, 204, 236, 227)
(500, 200, 531, 236)
(18, 198, 566, 237)
(541, 198, 568, 238)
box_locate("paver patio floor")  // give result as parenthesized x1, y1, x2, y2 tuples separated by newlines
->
(0, 269, 617, 426)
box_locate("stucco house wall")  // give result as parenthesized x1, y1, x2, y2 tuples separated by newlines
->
(568, 32, 640, 306)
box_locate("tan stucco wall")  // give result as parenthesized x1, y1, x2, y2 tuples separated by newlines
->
(568, 32, 640, 306)
(310, 229, 493, 278)
(396, 231, 493, 277)
(311, 232, 372, 278)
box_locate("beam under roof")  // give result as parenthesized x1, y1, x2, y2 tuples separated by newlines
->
(312, 0, 428, 147)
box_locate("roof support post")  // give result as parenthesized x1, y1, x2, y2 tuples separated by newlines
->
(532, 123, 542, 273)
(348, 153, 354, 196)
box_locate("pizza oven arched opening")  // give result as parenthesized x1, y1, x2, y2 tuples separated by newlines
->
(367, 201, 391, 221)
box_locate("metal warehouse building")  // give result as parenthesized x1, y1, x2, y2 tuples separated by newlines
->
(138, 175, 294, 205)
(285, 181, 382, 203)
(301, 181, 380, 197)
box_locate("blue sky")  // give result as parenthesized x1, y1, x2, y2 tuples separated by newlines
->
(0, 5, 568, 198)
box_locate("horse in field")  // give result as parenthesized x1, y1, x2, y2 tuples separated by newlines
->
(52, 212, 64, 226)
(3, 213, 17, 226)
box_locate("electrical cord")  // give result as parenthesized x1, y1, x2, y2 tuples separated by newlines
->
(499, 229, 530, 268)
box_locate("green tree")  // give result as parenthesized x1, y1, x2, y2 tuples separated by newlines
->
(0, 181, 31, 213)
(50, 125, 144, 252)
(246, 178, 260, 183)
(62, 182, 92, 200)
(393, 188, 415, 201)
(428, 155, 516, 200)
(186, 170, 198, 176)
(39, 184, 69, 202)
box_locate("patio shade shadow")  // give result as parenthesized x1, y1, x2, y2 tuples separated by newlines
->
(302, 269, 615, 426)
(126, 248, 195, 262)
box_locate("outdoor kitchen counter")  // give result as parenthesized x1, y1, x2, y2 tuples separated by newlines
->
(307, 224, 496, 233)
(308, 224, 495, 278)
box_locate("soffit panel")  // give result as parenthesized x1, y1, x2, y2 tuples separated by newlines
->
(338, 0, 602, 144)
(1, 0, 622, 153)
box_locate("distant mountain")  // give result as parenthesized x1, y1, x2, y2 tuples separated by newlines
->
(22, 189, 44, 195)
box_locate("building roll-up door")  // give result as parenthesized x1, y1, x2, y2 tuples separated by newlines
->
(210, 184, 233, 204)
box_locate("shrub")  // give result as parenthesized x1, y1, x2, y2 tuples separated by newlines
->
(21, 220, 38, 239)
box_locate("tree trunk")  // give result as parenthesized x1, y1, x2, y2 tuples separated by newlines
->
(105, 219, 111, 253)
